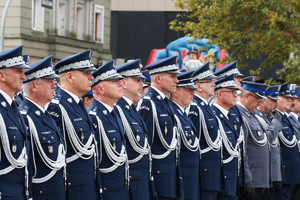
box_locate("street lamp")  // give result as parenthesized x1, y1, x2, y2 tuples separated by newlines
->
(1, 0, 13, 51)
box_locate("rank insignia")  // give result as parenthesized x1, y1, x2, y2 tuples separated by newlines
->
(200, 102, 205, 106)
(1, 101, 6, 107)
(234, 125, 237, 131)
(220, 114, 223, 118)
(12, 144, 17, 153)
(67, 98, 73, 103)
(257, 131, 261, 137)
(126, 105, 130, 109)
(48, 145, 53, 154)
(157, 95, 161, 100)
(35, 110, 41, 116)
(103, 110, 107, 115)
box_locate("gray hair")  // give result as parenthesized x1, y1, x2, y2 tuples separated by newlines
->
(23, 79, 41, 95)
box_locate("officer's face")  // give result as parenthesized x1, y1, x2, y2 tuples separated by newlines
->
(0, 68, 25, 97)
(36, 79, 56, 103)
(277, 96, 292, 112)
(123, 77, 143, 99)
(177, 87, 195, 107)
(72, 70, 94, 96)
(265, 98, 277, 114)
(101, 79, 123, 101)
(294, 99, 300, 113)
(219, 88, 237, 109)
(246, 92, 262, 113)
(195, 79, 215, 99)
(159, 73, 178, 94)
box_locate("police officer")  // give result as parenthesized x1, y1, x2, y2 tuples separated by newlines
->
(19, 56, 66, 200)
(169, 71, 200, 200)
(137, 56, 184, 200)
(114, 59, 153, 200)
(237, 81, 282, 200)
(47, 50, 100, 200)
(87, 60, 131, 200)
(210, 74, 240, 200)
(188, 62, 222, 200)
(275, 83, 300, 200)
(0, 45, 31, 199)
(213, 63, 251, 200)
(254, 85, 284, 198)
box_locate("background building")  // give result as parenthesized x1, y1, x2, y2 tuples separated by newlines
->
(0, 0, 112, 66)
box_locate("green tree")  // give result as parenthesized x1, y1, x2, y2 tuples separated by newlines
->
(169, 0, 300, 83)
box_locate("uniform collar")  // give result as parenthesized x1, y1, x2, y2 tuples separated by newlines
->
(213, 102, 229, 119)
(0, 89, 12, 105)
(194, 94, 208, 105)
(276, 108, 284, 115)
(171, 100, 185, 113)
(25, 97, 45, 113)
(290, 112, 299, 120)
(96, 98, 113, 113)
(60, 87, 80, 104)
(122, 96, 133, 106)
(151, 86, 166, 99)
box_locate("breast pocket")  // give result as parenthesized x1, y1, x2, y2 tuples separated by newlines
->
(73, 120, 91, 144)
(106, 129, 123, 152)
(130, 123, 146, 145)
(40, 134, 58, 159)
(7, 128, 25, 157)
(250, 124, 264, 140)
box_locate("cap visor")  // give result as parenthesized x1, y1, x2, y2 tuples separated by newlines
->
(43, 74, 60, 79)
(81, 67, 97, 72)
(13, 63, 31, 69)
(235, 72, 244, 77)
(180, 84, 197, 90)
(254, 92, 267, 99)
(132, 74, 146, 79)
(106, 74, 124, 80)
(268, 95, 280, 100)
(166, 70, 181, 74)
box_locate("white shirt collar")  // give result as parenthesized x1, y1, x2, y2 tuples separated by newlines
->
(122, 96, 133, 106)
(213, 102, 229, 119)
(194, 94, 208, 105)
(61, 87, 80, 104)
(25, 97, 45, 113)
(0, 89, 13, 105)
(276, 109, 284, 115)
(151, 86, 166, 99)
(96, 99, 113, 113)
(290, 112, 299, 120)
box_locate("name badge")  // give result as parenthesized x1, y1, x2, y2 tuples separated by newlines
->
(160, 114, 168, 117)
(108, 130, 116, 133)
(41, 131, 51, 135)
(73, 118, 83, 122)
(8, 127, 18, 130)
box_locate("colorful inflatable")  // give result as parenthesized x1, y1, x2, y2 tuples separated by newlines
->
(147, 37, 228, 71)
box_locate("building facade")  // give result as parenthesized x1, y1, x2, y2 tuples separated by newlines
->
(0, 0, 112, 65)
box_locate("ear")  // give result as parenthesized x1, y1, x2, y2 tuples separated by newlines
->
(30, 81, 38, 92)
(0, 71, 6, 81)
(66, 72, 74, 84)
(121, 79, 126, 89)
(155, 74, 161, 84)
(97, 83, 105, 95)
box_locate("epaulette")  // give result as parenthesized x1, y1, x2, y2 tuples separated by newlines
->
(51, 98, 60, 104)
(20, 106, 29, 115)
(89, 110, 97, 116)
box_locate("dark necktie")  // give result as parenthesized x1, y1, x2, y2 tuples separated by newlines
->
(78, 100, 86, 111)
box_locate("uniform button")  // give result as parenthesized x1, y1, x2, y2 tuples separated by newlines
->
(68, 183, 71, 186)
(287, 136, 289, 139)
(157, 171, 160, 174)
(283, 165, 286, 168)
(113, 138, 116, 141)
(51, 136, 54, 139)
(14, 136, 16, 139)
(40, 191, 43, 194)
(224, 176, 227, 179)
(104, 188, 107, 191)
(211, 126, 213, 128)
(204, 169, 207, 171)
(48, 140, 51, 143)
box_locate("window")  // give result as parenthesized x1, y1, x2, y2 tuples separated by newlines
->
(76, 2, 85, 39)
(58, 0, 68, 36)
(32, 0, 44, 31)
(94, 5, 104, 42)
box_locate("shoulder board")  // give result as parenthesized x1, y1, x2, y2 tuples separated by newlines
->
(51, 98, 60, 104)
(89, 110, 97, 116)
(20, 109, 28, 115)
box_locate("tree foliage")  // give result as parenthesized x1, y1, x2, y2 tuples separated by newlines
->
(169, 0, 300, 83)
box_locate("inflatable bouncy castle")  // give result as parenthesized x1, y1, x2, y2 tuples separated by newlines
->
(147, 37, 228, 72)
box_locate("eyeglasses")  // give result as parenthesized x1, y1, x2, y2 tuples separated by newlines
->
(195, 80, 214, 84)
(219, 90, 238, 96)
(249, 92, 263, 102)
